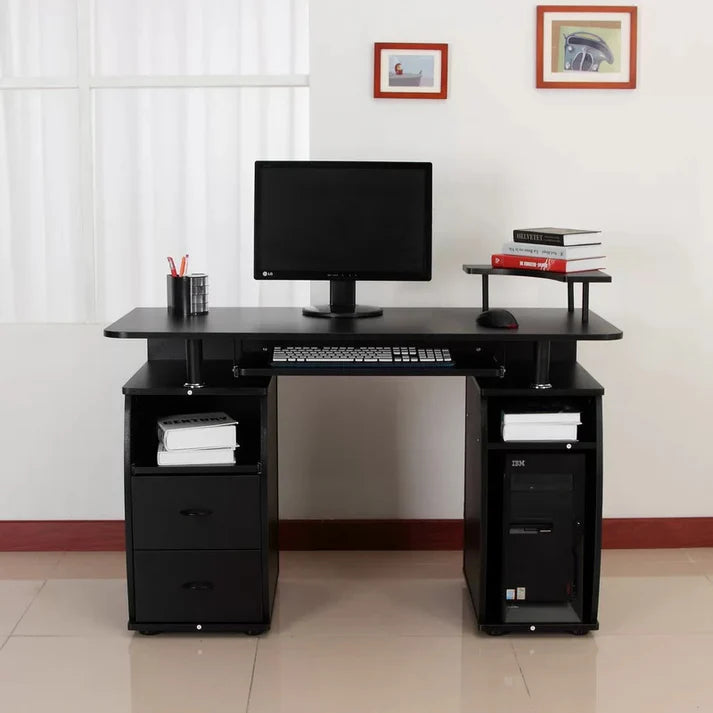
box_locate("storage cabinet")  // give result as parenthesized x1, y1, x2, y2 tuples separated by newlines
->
(123, 362, 278, 634)
(464, 364, 603, 635)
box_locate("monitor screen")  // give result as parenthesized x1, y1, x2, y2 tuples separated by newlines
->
(254, 161, 432, 281)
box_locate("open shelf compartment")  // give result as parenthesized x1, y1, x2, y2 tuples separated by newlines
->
(127, 392, 263, 472)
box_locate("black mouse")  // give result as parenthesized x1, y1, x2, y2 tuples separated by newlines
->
(476, 309, 518, 329)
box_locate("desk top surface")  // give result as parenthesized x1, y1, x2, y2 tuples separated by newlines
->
(105, 307, 622, 342)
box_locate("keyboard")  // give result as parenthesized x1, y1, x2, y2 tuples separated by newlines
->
(271, 346, 454, 367)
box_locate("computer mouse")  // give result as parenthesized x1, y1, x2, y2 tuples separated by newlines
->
(476, 309, 519, 329)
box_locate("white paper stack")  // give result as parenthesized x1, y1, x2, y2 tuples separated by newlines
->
(501, 412, 581, 442)
(156, 412, 239, 466)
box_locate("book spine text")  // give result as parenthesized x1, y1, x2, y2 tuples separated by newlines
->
(491, 254, 568, 272)
(513, 231, 567, 246)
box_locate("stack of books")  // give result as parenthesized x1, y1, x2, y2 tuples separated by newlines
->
(502, 411, 581, 442)
(491, 228, 605, 273)
(156, 412, 239, 466)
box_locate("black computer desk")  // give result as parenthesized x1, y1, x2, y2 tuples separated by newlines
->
(105, 306, 622, 636)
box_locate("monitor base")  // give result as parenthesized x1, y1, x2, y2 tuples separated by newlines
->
(302, 280, 383, 318)
(302, 304, 383, 319)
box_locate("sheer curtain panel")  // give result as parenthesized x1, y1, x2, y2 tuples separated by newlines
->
(0, 0, 309, 323)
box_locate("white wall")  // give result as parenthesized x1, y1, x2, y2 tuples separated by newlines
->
(2, 0, 712, 520)
(291, 0, 713, 519)
(0, 325, 145, 518)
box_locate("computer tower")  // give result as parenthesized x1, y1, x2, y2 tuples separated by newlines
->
(502, 453, 585, 620)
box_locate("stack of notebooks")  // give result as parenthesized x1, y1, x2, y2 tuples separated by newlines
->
(156, 412, 239, 466)
(502, 411, 581, 442)
(492, 228, 605, 273)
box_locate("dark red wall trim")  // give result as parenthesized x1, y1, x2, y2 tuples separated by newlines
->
(1, 518, 712, 551)
(601, 517, 713, 549)
(0, 520, 125, 551)
(279, 519, 462, 550)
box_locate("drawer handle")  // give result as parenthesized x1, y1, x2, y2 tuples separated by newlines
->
(182, 581, 214, 591)
(179, 509, 214, 517)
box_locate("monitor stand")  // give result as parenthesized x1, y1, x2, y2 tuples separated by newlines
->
(302, 280, 383, 319)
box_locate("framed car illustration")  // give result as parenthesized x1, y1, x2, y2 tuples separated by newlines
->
(536, 6, 637, 89)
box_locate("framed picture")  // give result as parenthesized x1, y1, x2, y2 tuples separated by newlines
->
(536, 6, 637, 89)
(373, 43, 448, 99)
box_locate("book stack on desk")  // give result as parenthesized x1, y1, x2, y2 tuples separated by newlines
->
(502, 411, 581, 441)
(492, 228, 606, 273)
(156, 412, 238, 466)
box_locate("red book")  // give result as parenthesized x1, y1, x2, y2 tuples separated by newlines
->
(491, 254, 605, 273)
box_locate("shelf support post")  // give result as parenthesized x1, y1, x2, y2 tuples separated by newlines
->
(532, 340, 552, 389)
(481, 274, 489, 311)
(582, 283, 590, 323)
(567, 282, 574, 312)
(184, 339, 204, 388)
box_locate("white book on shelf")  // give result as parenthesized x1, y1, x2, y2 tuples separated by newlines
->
(502, 242, 604, 261)
(502, 423, 579, 442)
(157, 443, 236, 466)
(157, 412, 238, 450)
(502, 412, 581, 425)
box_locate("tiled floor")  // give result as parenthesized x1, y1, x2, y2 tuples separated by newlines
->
(1, 549, 713, 712)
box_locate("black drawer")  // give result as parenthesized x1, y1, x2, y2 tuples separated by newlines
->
(133, 550, 263, 623)
(132, 475, 260, 550)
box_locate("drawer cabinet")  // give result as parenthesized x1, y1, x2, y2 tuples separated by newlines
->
(123, 373, 279, 634)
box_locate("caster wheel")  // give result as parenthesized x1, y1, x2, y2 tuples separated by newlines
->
(244, 630, 262, 636)
(486, 628, 506, 636)
(571, 628, 588, 636)
(139, 630, 160, 636)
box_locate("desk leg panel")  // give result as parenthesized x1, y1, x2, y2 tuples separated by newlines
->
(463, 377, 485, 623)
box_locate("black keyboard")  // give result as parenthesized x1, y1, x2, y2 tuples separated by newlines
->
(271, 346, 454, 367)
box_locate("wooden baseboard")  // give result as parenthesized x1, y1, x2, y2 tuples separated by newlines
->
(601, 517, 713, 549)
(0, 521, 126, 551)
(279, 519, 461, 550)
(0, 518, 712, 551)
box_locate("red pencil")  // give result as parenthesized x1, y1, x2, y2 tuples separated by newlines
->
(167, 256, 178, 277)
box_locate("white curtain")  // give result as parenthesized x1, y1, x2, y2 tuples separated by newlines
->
(0, 0, 310, 323)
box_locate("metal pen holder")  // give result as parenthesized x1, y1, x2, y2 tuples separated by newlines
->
(167, 274, 209, 316)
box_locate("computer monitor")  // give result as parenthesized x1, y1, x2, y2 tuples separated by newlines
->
(254, 160, 432, 318)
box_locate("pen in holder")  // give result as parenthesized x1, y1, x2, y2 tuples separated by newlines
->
(167, 274, 209, 317)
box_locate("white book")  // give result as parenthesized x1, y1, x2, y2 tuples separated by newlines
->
(502, 242, 604, 261)
(157, 412, 238, 450)
(503, 412, 581, 425)
(502, 423, 579, 442)
(157, 443, 236, 466)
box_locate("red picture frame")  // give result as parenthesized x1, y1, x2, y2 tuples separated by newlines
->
(373, 42, 448, 99)
(536, 6, 637, 89)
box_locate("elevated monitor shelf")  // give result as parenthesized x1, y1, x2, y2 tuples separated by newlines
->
(462, 265, 611, 324)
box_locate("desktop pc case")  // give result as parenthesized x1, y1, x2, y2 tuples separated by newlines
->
(502, 453, 586, 622)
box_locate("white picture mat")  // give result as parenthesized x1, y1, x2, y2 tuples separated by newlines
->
(379, 48, 442, 93)
(543, 11, 631, 83)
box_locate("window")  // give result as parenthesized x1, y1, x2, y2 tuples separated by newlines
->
(0, 0, 309, 322)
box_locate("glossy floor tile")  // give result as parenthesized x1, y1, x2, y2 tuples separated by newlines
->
(597, 574, 713, 635)
(270, 576, 474, 637)
(512, 634, 713, 713)
(249, 635, 534, 713)
(13, 579, 129, 637)
(0, 552, 63, 579)
(1, 550, 713, 713)
(0, 580, 43, 636)
(684, 547, 713, 576)
(600, 547, 702, 577)
(52, 551, 126, 579)
(279, 549, 462, 580)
